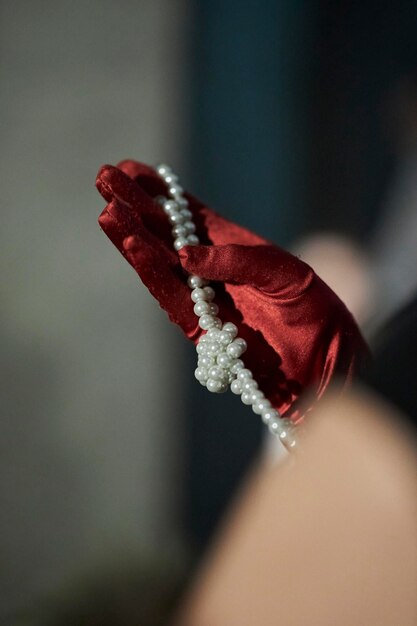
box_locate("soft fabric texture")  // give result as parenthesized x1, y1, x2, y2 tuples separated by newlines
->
(96, 160, 368, 422)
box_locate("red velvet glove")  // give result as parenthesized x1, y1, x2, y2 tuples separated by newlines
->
(96, 159, 369, 423)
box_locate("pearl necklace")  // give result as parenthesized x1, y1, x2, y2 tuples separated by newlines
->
(155, 164, 297, 452)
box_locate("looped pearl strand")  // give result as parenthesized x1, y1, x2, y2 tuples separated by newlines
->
(155, 163, 297, 452)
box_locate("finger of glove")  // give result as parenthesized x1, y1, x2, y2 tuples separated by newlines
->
(117, 159, 269, 247)
(98, 197, 143, 254)
(123, 233, 198, 336)
(99, 201, 195, 332)
(97, 164, 170, 239)
(98, 197, 178, 272)
(179, 243, 314, 298)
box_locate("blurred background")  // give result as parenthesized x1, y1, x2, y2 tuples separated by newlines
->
(0, 1, 416, 623)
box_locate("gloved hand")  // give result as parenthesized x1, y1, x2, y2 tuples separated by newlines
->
(96, 159, 369, 422)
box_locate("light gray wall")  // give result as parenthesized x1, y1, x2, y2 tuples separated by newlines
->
(0, 0, 189, 615)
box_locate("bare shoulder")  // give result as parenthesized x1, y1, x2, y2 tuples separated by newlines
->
(177, 389, 417, 626)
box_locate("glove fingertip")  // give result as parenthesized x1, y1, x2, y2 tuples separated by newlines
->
(97, 206, 110, 229)
(123, 234, 140, 253)
(98, 201, 128, 235)
(95, 164, 119, 201)
(178, 245, 202, 272)
(123, 233, 158, 268)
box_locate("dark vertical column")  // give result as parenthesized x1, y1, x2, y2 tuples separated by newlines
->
(188, 0, 314, 242)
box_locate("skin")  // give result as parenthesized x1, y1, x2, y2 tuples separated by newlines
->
(175, 389, 417, 626)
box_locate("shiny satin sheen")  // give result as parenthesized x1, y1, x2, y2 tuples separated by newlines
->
(96, 160, 369, 422)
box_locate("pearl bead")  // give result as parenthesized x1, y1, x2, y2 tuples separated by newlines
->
(199, 314, 217, 330)
(269, 420, 281, 436)
(162, 200, 178, 214)
(207, 341, 221, 355)
(191, 288, 207, 302)
(242, 379, 258, 392)
(241, 391, 253, 405)
(199, 355, 215, 368)
(169, 183, 184, 196)
(203, 286, 215, 301)
(261, 408, 280, 425)
(183, 221, 196, 233)
(222, 322, 238, 338)
(237, 368, 253, 381)
(172, 225, 187, 238)
(278, 418, 292, 433)
(230, 359, 244, 374)
(187, 234, 200, 246)
(177, 197, 188, 208)
(217, 353, 233, 368)
(156, 164, 171, 176)
(230, 379, 242, 395)
(180, 208, 193, 220)
(206, 378, 220, 392)
(194, 367, 208, 382)
(209, 303, 219, 316)
(169, 212, 186, 225)
(252, 398, 271, 415)
(206, 327, 220, 339)
(163, 173, 178, 184)
(187, 275, 206, 289)
(234, 337, 247, 352)
(207, 378, 227, 393)
(280, 434, 297, 450)
(174, 237, 188, 251)
(194, 301, 210, 316)
(208, 366, 225, 381)
(250, 389, 264, 403)
(226, 341, 244, 358)
(196, 342, 208, 355)
(278, 419, 296, 449)
(201, 316, 220, 331)
(218, 330, 233, 345)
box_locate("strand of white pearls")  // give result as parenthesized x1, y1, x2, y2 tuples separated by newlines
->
(155, 163, 296, 451)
